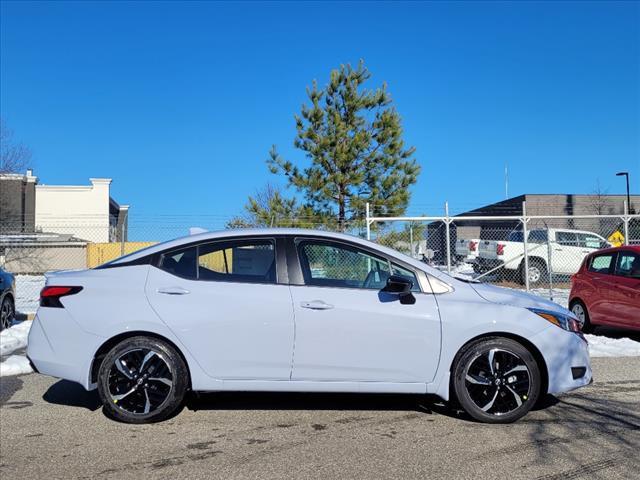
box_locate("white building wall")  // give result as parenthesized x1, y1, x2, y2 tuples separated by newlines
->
(35, 178, 112, 243)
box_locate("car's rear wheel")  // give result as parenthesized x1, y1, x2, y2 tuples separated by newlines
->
(0, 296, 14, 331)
(570, 300, 593, 334)
(452, 337, 541, 423)
(97, 336, 188, 424)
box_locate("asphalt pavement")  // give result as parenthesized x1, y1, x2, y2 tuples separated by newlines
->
(1, 357, 639, 480)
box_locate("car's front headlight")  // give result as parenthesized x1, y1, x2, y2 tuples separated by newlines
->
(528, 308, 583, 334)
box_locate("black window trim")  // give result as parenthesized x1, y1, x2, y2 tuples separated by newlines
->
(155, 236, 284, 285)
(289, 235, 423, 293)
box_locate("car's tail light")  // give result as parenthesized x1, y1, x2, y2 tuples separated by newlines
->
(40, 286, 83, 308)
(469, 241, 477, 252)
(496, 243, 505, 255)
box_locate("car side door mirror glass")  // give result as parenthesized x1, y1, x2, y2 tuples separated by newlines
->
(382, 275, 416, 304)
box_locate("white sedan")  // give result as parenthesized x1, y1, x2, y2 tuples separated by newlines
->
(28, 229, 591, 424)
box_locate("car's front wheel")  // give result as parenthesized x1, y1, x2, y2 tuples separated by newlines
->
(452, 337, 541, 423)
(97, 336, 189, 424)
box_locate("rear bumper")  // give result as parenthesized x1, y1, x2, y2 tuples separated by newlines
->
(475, 258, 505, 272)
(27, 309, 105, 390)
(531, 327, 592, 395)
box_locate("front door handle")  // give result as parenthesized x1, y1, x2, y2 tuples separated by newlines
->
(157, 287, 190, 295)
(300, 300, 334, 310)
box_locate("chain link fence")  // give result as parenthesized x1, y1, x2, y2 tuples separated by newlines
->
(1, 204, 638, 315)
(367, 202, 640, 305)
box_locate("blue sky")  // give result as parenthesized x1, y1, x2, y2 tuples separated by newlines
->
(1, 0, 638, 223)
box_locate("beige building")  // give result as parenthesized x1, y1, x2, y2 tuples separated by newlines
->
(35, 177, 129, 243)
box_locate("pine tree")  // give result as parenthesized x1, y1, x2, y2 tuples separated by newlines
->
(267, 60, 420, 231)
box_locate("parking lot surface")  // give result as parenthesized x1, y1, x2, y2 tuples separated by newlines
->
(1, 357, 639, 480)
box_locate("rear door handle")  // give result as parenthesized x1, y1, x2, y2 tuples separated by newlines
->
(157, 287, 190, 295)
(300, 300, 334, 310)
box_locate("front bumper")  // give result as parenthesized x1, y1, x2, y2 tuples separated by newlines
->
(531, 326, 592, 395)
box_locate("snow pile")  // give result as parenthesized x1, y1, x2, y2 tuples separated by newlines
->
(0, 320, 34, 377)
(0, 320, 32, 356)
(586, 334, 640, 357)
(15, 275, 45, 314)
(0, 355, 33, 376)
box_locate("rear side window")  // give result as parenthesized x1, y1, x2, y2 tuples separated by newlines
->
(158, 239, 276, 283)
(588, 254, 614, 274)
(528, 230, 548, 244)
(159, 246, 198, 279)
(198, 240, 276, 283)
(577, 233, 603, 249)
(615, 252, 640, 279)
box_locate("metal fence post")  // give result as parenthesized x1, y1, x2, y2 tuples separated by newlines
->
(522, 201, 530, 291)
(546, 231, 554, 301)
(623, 200, 630, 246)
(445, 202, 451, 274)
(365, 202, 371, 241)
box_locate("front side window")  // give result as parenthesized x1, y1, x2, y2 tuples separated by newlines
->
(297, 240, 419, 291)
(615, 252, 640, 279)
(588, 254, 614, 274)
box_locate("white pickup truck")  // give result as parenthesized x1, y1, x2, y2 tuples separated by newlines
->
(476, 228, 610, 284)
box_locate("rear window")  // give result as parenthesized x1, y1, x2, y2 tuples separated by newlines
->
(588, 254, 614, 274)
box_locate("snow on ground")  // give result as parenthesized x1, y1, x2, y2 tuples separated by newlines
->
(0, 320, 34, 377)
(0, 320, 32, 357)
(15, 275, 45, 314)
(585, 334, 640, 357)
(0, 354, 33, 376)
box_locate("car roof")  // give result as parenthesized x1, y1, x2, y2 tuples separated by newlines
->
(588, 245, 640, 255)
(103, 227, 466, 285)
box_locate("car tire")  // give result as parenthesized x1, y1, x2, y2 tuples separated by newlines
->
(570, 300, 593, 334)
(97, 336, 189, 424)
(520, 259, 547, 286)
(452, 337, 541, 424)
(0, 295, 14, 331)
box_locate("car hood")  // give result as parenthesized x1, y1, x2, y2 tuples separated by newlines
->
(469, 282, 571, 316)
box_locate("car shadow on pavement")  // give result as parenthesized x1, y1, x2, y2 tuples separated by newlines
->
(184, 391, 512, 422)
(593, 326, 640, 342)
(43, 380, 101, 411)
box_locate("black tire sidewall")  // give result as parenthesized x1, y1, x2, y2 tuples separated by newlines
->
(452, 337, 541, 424)
(1, 296, 14, 331)
(97, 336, 189, 424)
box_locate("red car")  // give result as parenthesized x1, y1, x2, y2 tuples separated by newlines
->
(569, 245, 640, 332)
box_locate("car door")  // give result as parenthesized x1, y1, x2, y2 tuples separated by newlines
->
(288, 237, 442, 385)
(145, 237, 294, 380)
(584, 252, 617, 325)
(553, 231, 583, 274)
(611, 251, 640, 328)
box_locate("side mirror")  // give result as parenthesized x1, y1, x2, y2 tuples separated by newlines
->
(382, 275, 416, 304)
